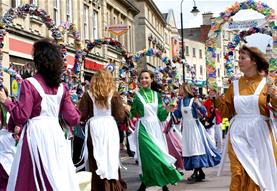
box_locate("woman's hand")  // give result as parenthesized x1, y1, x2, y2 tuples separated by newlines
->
(266, 73, 277, 98)
(163, 104, 175, 112)
(0, 89, 7, 104)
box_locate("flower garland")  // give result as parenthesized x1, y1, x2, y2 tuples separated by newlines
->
(73, 37, 136, 101)
(224, 25, 276, 79)
(0, 4, 67, 80)
(206, 0, 276, 89)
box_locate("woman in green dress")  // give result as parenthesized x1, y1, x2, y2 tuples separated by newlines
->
(130, 70, 183, 191)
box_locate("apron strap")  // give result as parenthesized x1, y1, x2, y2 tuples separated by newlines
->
(27, 77, 45, 98)
(254, 78, 266, 96)
(136, 91, 147, 105)
(188, 97, 194, 107)
(233, 80, 239, 96)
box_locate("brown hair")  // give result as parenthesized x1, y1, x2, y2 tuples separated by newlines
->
(90, 69, 115, 109)
(239, 45, 269, 74)
(181, 82, 194, 97)
(138, 69, 154, 82)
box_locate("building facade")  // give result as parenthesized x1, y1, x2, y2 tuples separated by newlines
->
(131, 0, 167, 70)
(0, 0, 139, 89)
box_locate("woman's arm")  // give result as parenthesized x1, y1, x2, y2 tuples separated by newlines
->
(4, 80, 35, 125)
(111, 92, 126, 123)
(77, 91, 93, 123)
(157, 93, 169, 122)
(60, 84, 80, 126)
(215, 83, 235, 119)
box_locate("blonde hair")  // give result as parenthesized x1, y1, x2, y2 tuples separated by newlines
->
(181, 82, 194, 97)
(90, 69, 115, 109)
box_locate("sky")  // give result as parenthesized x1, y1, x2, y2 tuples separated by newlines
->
(153, 0, 277, 52)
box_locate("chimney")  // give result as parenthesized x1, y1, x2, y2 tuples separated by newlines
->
(202, 12, 213, 25)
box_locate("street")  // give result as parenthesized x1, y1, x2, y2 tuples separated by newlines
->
(121, 153, 231, 191)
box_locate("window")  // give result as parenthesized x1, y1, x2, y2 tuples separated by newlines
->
(93, 11, 98, 39)
(165, 33, 168, 44)
(199, 49, 202, 58)
(200, 65, 203, 75)
(194, 64, 197, 75)
(66, 0, 72, 23)
(83, 4, 89, 40)
(53, 0, 60, 25)
(12, 0, 21, 8)
(217, 53, 220, 63)
(193, 48, 196, 57)
(29, 0, 38, 5)
(185, 46, 189, 56)
(217, 68, 220, 77)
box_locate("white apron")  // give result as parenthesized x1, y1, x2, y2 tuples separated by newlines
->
(83, 95, 120, 180)
(7, 77, 79, 191)
(134, 91, 176, 167)
(230, 78, 277, 190)
(181, 98, 206, 157)
(0, 129, 16, 175)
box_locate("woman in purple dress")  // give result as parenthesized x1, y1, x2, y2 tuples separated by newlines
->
(0, 39, 80, 191)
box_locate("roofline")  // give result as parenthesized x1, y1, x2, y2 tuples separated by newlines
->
(146, 0, 167, 25)
(121, 0, 140, 15)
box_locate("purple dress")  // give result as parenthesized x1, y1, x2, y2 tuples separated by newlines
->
(3, 74, 80, 191)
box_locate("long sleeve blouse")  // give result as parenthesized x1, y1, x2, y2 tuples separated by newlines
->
(215, 74, 277, 119)
(130, 88, 168, 122)
(4, 74, 80, 128)
(173, 96, 206, 119)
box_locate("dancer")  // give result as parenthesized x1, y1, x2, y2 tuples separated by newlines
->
(130, 69, 183, 191)
(0, 96, 16, 191)
(173, 83, 221, 183)
(213, 45, 277, 190)
(0, 39, 80, 191)
(80, 69, 127, 191)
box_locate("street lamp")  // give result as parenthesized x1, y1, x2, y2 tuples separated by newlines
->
(180, 0, 199, 82)
(191, 0, 200, 16)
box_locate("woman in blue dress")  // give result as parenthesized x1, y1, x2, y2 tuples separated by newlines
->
(173, 83, 221, 183)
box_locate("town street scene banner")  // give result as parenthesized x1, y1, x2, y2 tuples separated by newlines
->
(223, 18, 267, 30)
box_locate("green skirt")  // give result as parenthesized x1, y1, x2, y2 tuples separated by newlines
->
(138, 123, 183, 187)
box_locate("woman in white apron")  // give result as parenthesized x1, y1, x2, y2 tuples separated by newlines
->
(0, 39, 80, 191)
(173, 83, 221, 183)
(0, 127, 16, 190)
(214, 45, 277, 190)
(130, 70, 183, 191)
(80, 69, 127, 191)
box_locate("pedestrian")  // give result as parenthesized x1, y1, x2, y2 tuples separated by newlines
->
(221, 117, 229, 138)
(130, 69, 183, 191)
(0, 38, 80, 191)
(213, 45, 277, 190)
(0, 91, 16, 191)
(80, 69, 127, 191)
(173, 83, 221, 183)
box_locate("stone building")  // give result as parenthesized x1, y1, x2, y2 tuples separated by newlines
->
(0, 0, 139, 89)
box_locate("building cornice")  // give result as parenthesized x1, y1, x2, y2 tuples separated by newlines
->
(145, 0, 166, 26)
(120, 0, 140, 15)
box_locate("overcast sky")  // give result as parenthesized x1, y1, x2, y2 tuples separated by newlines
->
(153, 0, 276, 52)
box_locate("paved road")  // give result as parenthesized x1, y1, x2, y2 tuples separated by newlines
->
(121, 153, 231, 191)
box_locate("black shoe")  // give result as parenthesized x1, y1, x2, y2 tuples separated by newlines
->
(162, 185, 170, 191)
(137, 183, 146, 191)
(187, 172, 198, 184)
(197, 172, 205, 181)
(127, 151, 135, 157)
